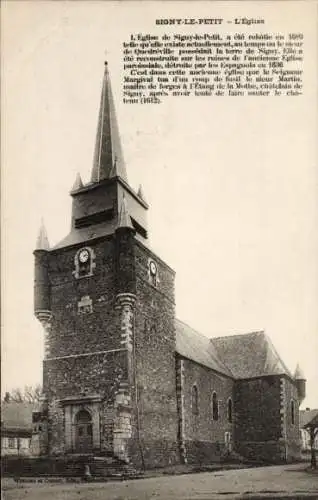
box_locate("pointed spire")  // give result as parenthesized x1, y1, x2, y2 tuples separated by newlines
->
(91, 62, 128, 183)
(36, 219, 50, 250)
(294, 363, 305, 380)
(71, 172, 83, 191)
(137, 184, 146, 202)
(117, 195, 134, 230)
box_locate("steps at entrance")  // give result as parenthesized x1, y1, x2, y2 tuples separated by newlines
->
(89, 456, 139, 478)
(2, 455, 143, 480)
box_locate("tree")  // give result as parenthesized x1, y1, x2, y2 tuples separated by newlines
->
(10, 388, 23, 403)
(23, 385, 42, 403)
(3, 384, 42, 403)
(3, 392, 11, 402)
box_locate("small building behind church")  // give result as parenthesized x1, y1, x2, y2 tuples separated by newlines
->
(1, 403, 38, 457)
(300, 409, 318, 452)
(32, 63, 306, 470)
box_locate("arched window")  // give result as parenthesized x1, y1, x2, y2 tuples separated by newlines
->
(227, 398, 233, 423)
(212, 392, 219, 421)
(291, 399, 295, 425)
(192, 385, 199, 416)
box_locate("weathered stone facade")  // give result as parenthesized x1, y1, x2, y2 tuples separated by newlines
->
(281, 376, 301, 461)
(131, 243, 179, 468)
(33, 63, 304, 469)
(234, 376, 283, 462)
(180, 357, 234, 464)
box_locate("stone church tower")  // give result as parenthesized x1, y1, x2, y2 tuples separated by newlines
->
(33, 63, 305, 471)
(34, 63, 179, 467)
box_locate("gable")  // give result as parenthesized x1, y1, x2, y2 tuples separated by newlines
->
(175, 322, 292, 380)
(212, 331, 292, 379)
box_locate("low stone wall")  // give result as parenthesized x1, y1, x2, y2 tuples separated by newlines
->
(1, 455, 137, 478)
(2, 456, 85, 477)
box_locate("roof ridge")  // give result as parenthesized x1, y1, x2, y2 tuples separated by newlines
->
(175, 318, 212, 341)
(262, 333, 292, 377)
(175, 318, 233, 377)
(213, 330, 265, 341)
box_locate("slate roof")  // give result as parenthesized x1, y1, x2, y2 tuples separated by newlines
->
(52, 221, 147, 250)
(212, 331, 292, 379)
(175, 319, 233, 377)
(52, 221, 117, 250)
(91, 62, 127, 183)
(300, 409, 318, 429)
(175, 322, 292, 380)
(1, 402, 39, 431)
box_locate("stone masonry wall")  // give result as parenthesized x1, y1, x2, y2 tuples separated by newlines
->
(131, 241, 179, 468)
(181, 357, 234, 464)
(48, 237, 118, 358)
(43, 235, 132, 456)
(282, 376, 301, 461)
(44, 350, 127, 455)
(234, 376, 283, 462)
(176, 357, 187, 463)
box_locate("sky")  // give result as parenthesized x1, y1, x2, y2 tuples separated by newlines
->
(1, 1, 318, 409)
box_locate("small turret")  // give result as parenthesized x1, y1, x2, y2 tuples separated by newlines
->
(36, 219, 50, 251)
(137, 184, 147, 203)
(71, 172, 83, 192)
(34, 220, 51, 322)
(294, 363, 306, 403)
(117, 195, 134, 230)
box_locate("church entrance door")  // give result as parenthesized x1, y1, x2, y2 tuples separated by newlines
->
(75, 409, 93, 454)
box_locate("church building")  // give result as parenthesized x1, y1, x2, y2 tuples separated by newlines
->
(33, 63, 306, 469)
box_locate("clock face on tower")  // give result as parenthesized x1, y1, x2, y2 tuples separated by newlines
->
(149, 260, 157, 276)
(73, 246, 95, 279)
(79, 249, 89, 263)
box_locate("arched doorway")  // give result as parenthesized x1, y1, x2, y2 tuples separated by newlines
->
(75, 409, 93, 453)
